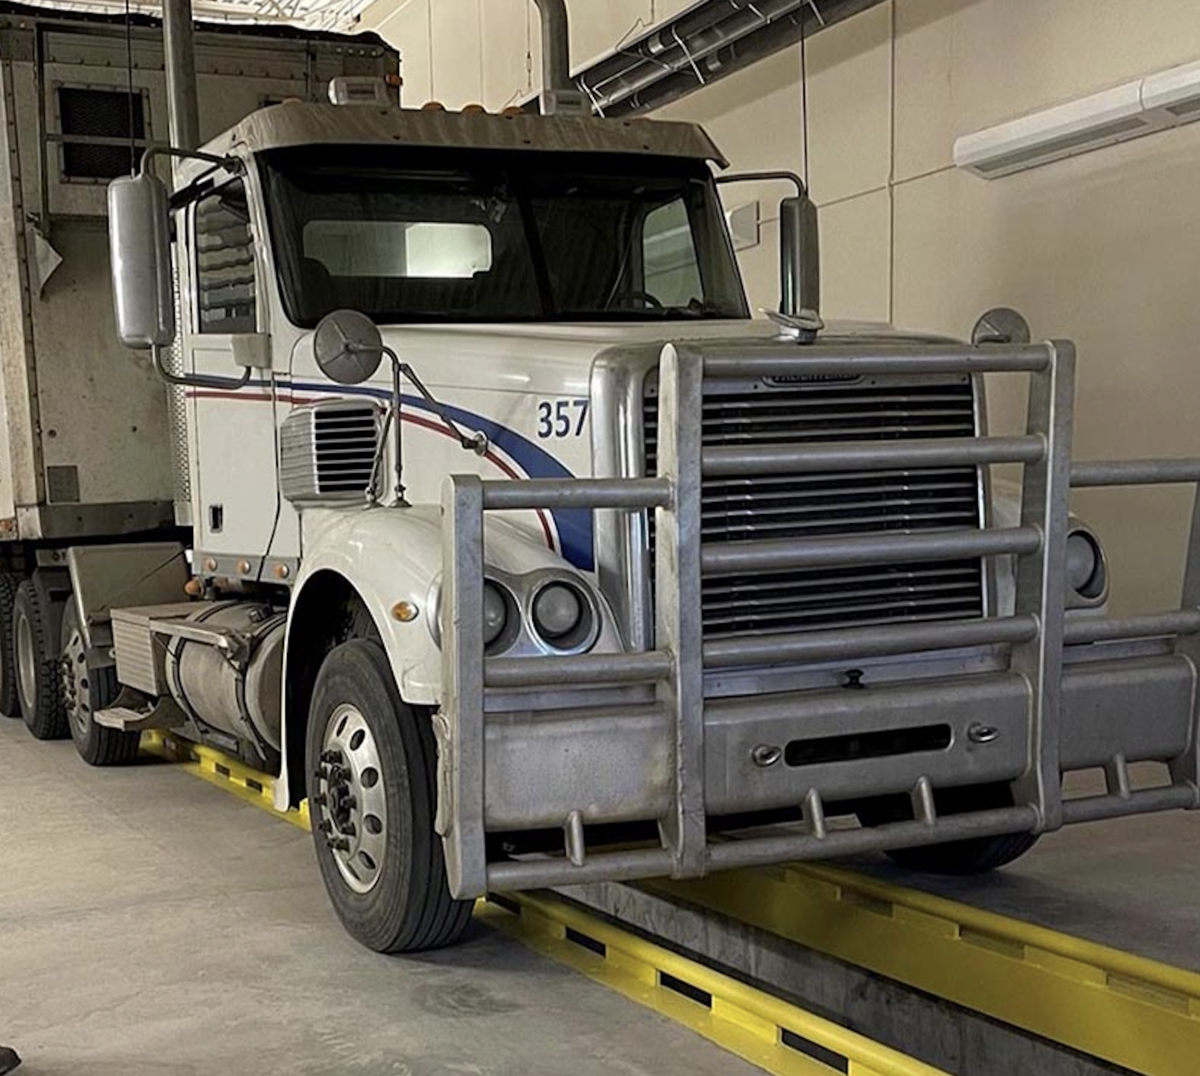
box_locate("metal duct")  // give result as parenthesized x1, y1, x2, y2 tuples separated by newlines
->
(535, 0, 886, 116)
(533, 0, 572, 96)
(531, 0, 589, 114)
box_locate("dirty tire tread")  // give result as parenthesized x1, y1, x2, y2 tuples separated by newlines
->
(858, 783, 1040, 875)
(14, 580, 67, 740)
(0, 572, 20, 718)
(89, 666, 139, 765)
(62, 601, 139, 766)
(307, 639, 471, 953)
(76, 668, 139, 767)
(883, 831, 1040, 875)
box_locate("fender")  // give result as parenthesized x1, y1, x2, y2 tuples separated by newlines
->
(274, 501, 622, 809)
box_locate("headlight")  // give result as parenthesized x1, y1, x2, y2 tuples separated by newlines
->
(530, 580, 595, 651)
(1066, 531, 1106, 600)
(482, 580, 515, 648)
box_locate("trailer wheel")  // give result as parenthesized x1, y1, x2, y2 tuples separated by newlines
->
(306, 639, 472, 953)
(13, 580, 67, 739)
(61, 603, 138, 766)
(857, 783, 1039, 875)
(0, 572, 21, 718)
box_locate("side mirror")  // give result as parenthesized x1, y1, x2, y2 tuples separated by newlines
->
(313, 309, 384, 385)
(779, 192, 820, 319)
(108, 173, 175, 350)
(716, 171, 821, 322)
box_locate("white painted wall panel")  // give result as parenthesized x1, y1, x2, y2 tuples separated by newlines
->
(351, 0, 1200, 613)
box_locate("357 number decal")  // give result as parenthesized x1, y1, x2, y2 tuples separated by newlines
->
(537, 398, 589, 438)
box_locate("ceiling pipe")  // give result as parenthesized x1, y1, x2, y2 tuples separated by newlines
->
(163, 0, 200, 150)
(524, 0, 885, 116)
(531, 0, 588, 115)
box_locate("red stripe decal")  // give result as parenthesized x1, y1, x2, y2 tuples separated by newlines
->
(185, 390, 557, 551)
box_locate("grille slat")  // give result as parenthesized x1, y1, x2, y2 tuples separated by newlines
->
(644, 375, 984, 640)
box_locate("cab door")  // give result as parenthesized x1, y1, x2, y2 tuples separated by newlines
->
(187, 174, 281, 568)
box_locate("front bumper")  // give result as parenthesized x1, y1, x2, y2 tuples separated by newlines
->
(438, 339, 1200, 899)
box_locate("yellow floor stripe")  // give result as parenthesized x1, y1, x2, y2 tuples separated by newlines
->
(651, 862, 1200, 1076)
(138, 732, 947, 1076)
(485, 891, 949, 1076)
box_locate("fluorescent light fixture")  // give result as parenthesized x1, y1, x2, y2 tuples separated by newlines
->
(955, 58, 1200, 178)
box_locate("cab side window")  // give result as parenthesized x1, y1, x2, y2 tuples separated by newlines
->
(195, 179, 257, 334)
(642, 196, 703, 309)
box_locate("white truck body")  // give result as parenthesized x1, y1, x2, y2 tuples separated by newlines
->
(8, 2, 1198, 956)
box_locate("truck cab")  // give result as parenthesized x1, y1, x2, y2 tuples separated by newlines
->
(57, 72, 1196, 954)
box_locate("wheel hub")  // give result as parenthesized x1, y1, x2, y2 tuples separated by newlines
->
(60, 625, 91, 740)
(314, 704, 388, 894)
(15, 612, 35, 713)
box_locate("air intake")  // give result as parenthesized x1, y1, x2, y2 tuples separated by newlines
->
(280, 400, 381, 503)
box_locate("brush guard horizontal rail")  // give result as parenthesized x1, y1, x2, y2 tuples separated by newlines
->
(440, 340, 1200, 899)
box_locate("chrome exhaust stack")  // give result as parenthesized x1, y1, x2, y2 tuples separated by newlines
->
(532, 0, 589, 115)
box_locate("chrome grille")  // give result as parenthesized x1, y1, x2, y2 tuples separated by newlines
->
(644, 375, 985, 639)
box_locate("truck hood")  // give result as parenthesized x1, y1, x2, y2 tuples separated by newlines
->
(364, 316, 963, 398)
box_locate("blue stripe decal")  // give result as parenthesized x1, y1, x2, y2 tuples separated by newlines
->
(285, 379, 596, 572)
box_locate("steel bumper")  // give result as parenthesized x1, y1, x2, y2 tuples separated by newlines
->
(441, 340, 1200, 899)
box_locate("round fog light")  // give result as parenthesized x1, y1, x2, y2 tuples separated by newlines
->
(1066, 531, 1105, 599)
(531, 581, 595, 651)
(533, 583, 582, 639)
(482, 581, 510, 646)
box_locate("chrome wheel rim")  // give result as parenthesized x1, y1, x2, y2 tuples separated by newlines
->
(315, 704, 388, 895)
(61, 622, 91, 739)
(15, 612, 35, 713)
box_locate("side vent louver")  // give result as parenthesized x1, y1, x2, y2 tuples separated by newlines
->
(280, 400, 381, 504)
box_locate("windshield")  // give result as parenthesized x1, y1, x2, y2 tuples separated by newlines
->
(258, 145, 748, 326)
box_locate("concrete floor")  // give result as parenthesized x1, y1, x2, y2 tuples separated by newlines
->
(0, 719, 762, 1076)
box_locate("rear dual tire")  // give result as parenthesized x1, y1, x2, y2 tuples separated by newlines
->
(13, 580, 68, 740)
(61, 602, 137, 766)
(0, 572, 20, 718)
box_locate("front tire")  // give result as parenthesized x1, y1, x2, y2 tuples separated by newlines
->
(858, 783, 1039, 875)
(306, 639, 472, 953)
(14, 580, 67, 740)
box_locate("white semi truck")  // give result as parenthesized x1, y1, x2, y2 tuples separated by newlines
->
(8, 0, 1200, 955)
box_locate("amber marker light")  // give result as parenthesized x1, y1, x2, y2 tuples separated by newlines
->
(392, 601, 419, 623)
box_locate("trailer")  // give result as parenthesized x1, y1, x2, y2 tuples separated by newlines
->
(0, 2, 395, 733)
(10, 0, 1199, 957)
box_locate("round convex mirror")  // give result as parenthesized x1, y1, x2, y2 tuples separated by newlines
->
(972, 306, 1031, 347)
(313, 309, 384, 385)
